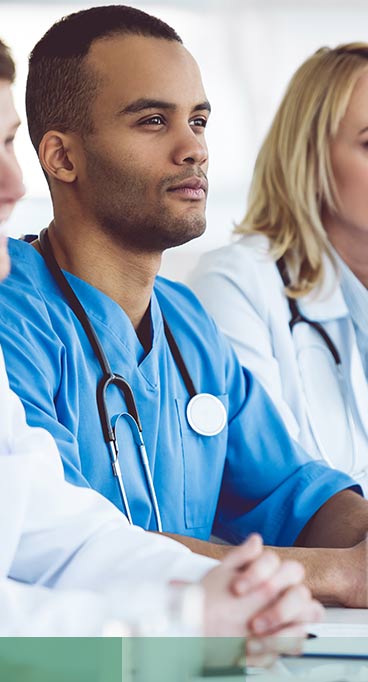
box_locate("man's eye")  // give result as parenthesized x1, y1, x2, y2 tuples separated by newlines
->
(5, 136, 15, 147)
(141, 115, 165, 126)
(190, 117, 208, 129)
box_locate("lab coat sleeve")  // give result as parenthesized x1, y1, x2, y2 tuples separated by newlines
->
(0, 349, 216, 632)
(7, 459, 216, 631)
(189, 240, 301, 439)
(0, 578, 110, 636)
(9, 465, 216, 589)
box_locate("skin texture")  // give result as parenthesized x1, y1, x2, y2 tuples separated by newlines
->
(83, 36, 209, 254)
(0, 64, 321, 647)
(202, 534, 323, 643)
(39, 35, 209, 330)
(35, 33, 368, 608)
(166, 489, 368, 608)
(324, 69, 368, 287)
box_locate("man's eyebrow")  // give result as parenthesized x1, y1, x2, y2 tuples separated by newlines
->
(119, 98, 211, 115)
(193, 101, 211, 114)
(120, 99, 177, 114)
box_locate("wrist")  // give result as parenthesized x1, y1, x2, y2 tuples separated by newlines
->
(271, 545, 348, 605)
(314, 547, 350, 606)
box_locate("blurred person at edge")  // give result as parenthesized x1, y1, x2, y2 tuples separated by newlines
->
(192, 43, 368, 495)
(0, 39, 322, 643)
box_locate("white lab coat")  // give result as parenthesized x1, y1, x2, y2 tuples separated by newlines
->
(190, 234, 368, 494)
(0, 348, 215, 635)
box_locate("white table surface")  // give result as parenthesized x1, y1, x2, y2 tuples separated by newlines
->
(194, 608, 368, 681)
(323, 606, 368, 625)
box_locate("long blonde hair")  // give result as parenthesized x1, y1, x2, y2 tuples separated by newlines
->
(236, 43, 368, 297)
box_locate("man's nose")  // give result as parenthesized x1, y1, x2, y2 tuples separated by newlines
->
(172, 126, 208, 167)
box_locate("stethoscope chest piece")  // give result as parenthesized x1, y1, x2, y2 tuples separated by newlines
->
(186, 393, 227, 437)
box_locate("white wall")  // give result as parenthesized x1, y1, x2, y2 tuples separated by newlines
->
(1, 0, 368, 279)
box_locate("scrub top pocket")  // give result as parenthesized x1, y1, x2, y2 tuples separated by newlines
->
(175, 394, 229, 530)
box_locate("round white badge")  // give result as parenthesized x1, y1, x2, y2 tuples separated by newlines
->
(186, 393, 227, 437)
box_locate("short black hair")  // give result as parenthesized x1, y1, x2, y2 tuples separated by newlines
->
(26, 4, 182, 152)
(0, 39, 15, 83)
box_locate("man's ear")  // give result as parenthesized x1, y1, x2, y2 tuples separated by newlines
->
(38, 131, 79, 184)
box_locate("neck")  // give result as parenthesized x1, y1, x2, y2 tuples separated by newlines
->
(41, 218, 162, 331)
(324, 218, 368, 289)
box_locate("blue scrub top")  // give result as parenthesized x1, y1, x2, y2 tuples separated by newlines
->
(0, 239, 359, 544)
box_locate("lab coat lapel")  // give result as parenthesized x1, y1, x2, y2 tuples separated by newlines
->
(298, 260, 368, 443)
(298, 257, 348, 323)
(347, 322, 368, 441)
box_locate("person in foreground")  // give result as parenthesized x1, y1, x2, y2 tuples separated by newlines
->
(0, 6, 367, 608)
(191, 43, 368, 495)
(0, 38, 322, 642)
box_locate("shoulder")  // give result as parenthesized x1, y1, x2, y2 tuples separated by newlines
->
(191, 235, 280, 290)
(0, 238, 61, 348)
(190, 235, 283, 321)
(2, 238, 47, 309)
(154, 275, 222, 336)
(6, 237, 50, 297)
(8, 236, 43, 272)
(154, 274, 243, 375)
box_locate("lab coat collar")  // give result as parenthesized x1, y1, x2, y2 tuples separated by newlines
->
(298, 255, 348, 322)
(239, 233, 348, 322)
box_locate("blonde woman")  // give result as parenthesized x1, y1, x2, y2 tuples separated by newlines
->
(190, 44, 368, 494)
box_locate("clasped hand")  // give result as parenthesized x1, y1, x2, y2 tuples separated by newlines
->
(202, 534, 323, 665)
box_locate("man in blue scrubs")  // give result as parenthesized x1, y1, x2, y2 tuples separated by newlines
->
(0, 33, 322, 640)
(0, 5, 367, 608)
(0, 34, 322, 640)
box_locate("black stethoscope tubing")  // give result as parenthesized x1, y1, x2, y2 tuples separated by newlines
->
(276, 256, 358, 472)
(276, 256, 342, 365)
(39, 228, 198, 403)
(38, 227, 227, 529)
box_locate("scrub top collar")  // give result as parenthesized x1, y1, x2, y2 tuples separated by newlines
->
(63, 269, 165, 364)
(15, 238, 164, 385)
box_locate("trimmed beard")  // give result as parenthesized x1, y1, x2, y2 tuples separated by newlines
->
(84, 145, 207, 253)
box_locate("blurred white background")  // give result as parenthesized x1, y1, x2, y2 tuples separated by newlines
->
(1, 0, 368, 278)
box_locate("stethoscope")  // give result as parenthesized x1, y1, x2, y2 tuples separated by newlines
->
(276, 256, 357, 473)
(38, 228, 227, 531)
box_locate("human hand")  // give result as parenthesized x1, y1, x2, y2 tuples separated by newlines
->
(201, 534, 323, 639)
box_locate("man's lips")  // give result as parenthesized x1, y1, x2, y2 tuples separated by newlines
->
(167, 176, 207, 200)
